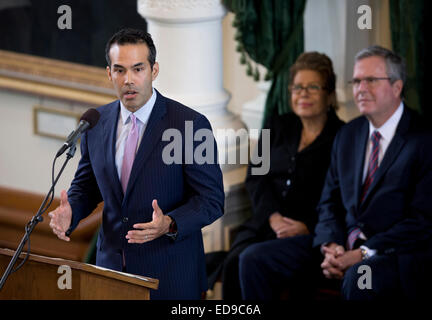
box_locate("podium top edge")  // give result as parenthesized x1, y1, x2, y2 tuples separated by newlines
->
(0, 248, 159, 290)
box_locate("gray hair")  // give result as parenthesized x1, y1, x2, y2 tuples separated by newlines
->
(355, 45, 406, 97)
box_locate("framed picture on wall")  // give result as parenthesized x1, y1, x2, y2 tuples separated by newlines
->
(33, 105, 80, 140)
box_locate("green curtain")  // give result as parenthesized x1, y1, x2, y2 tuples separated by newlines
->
(224, 0, 306, 125)
(389, 0, 431, 122)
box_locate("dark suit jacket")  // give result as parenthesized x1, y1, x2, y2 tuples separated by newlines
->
(67, 90, 224, 299)
(314, 106, 432, 295)
(237, 110, 344, 245)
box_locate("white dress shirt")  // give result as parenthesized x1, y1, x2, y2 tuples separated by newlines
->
(362, 102, 404, 182)
(115, 88, 157, 180)
(358, 101, 404, 251)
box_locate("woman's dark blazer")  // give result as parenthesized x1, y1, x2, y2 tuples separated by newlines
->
(237, 109, 344, 245)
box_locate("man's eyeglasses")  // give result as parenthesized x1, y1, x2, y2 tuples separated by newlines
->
(290, 84, 324, 95)
(348, 77, 391, 87)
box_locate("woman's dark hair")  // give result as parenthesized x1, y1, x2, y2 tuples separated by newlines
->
(289, 51, 338, 110)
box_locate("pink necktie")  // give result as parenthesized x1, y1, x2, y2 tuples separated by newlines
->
(121, 114, 139, 193)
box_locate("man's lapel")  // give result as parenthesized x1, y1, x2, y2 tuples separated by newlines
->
(101, 101, 123, 204)
(354, 119, 369, 212)
(360, 108, 411, 208)
(124, 90, 168, 198)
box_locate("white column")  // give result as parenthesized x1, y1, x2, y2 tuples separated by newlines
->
(241, 79, 270, 140)
(138, 0, 248, 172)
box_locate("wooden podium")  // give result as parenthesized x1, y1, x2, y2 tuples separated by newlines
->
(0, 248, 158, 299)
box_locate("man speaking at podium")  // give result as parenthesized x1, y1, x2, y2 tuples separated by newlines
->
(48, 28, 224, 300)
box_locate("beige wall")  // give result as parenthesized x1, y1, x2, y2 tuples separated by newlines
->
(0, 90, 82, 195)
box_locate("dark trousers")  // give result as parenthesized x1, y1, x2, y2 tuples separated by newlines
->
(221, 236, 259, 300)
(239, 234, 432, 300)
(343, 252, 432, 300)
(341, 254, 401, 300)
(239, 234, 323, 300)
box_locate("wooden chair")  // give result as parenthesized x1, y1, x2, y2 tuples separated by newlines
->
(0, 186, 102, 262)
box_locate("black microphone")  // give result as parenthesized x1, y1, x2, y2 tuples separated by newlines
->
(56, 108, 100, 157)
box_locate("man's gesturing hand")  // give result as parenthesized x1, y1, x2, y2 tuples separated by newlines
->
(48, 190, 72, 242)
(126, 199, 172, 244)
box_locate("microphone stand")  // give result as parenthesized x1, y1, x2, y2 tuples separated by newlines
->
(0, 144, 77, 291)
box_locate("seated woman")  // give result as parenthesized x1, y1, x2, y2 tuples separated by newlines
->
(221, 52, 344, 299)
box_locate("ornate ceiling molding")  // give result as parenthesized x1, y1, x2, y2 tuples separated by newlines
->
(138, 0, 226, 23)
(0, 50, 116, 106)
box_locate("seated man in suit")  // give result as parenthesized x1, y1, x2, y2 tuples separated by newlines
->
(240, 45, 432, 300)
(48, 28, 224, 299)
